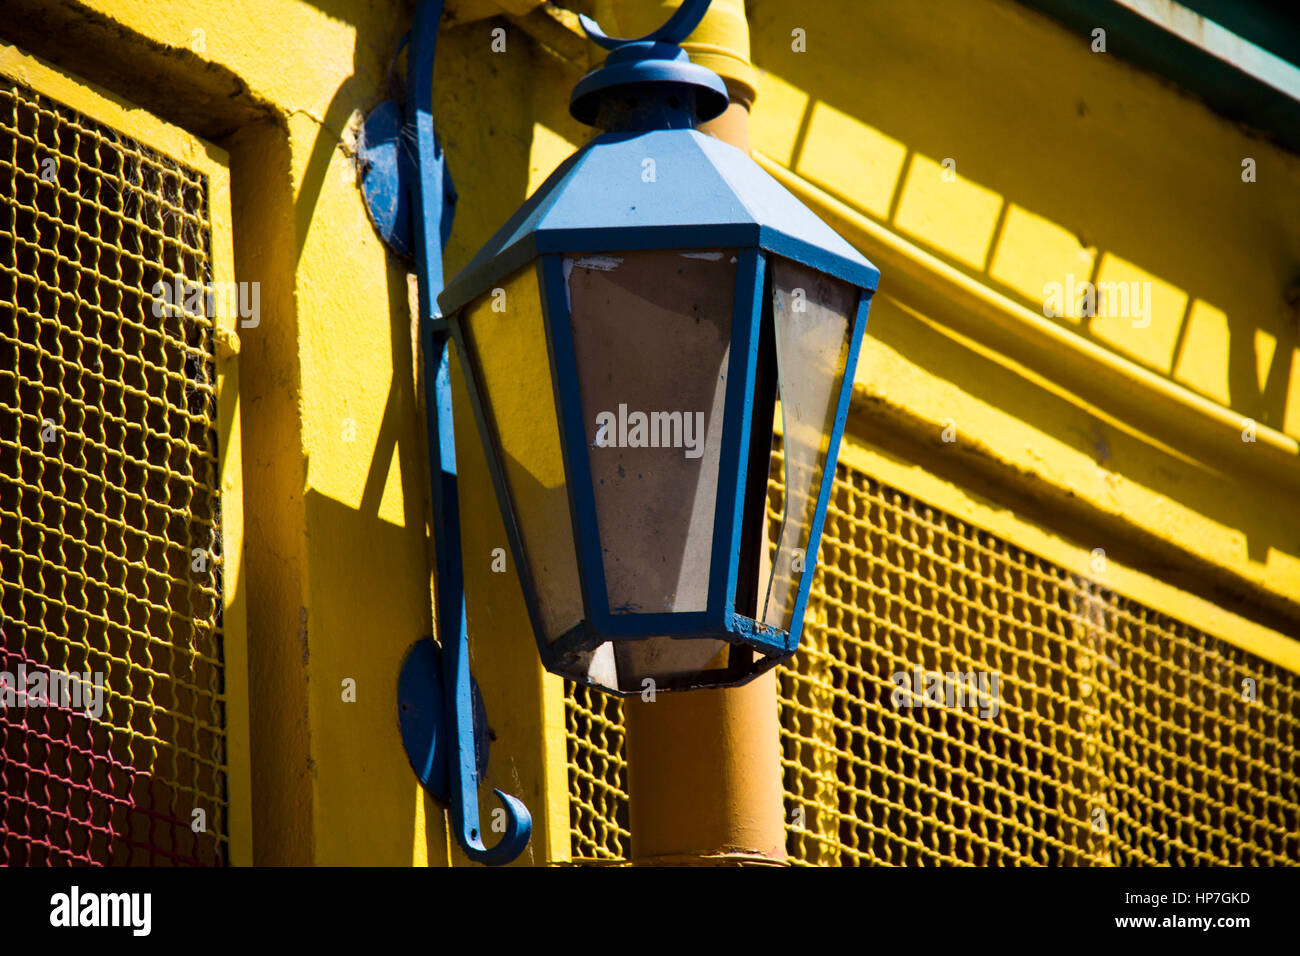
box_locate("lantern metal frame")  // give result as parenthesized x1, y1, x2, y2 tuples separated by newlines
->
(439, 93, 878, 695)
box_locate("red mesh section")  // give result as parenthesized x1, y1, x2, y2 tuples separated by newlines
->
(0, 633, 215, 865)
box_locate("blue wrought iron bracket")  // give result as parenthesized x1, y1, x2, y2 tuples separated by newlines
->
(360, 0, 531, 866)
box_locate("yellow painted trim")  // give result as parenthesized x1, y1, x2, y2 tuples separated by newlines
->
(209, 153, 255, 870)
(834, 435, 1300, 676)
(752, 150, 1300, 492)
(0, 42, 253, 865)
(0, 43, 230, 174)
(540, 671, 574, 863)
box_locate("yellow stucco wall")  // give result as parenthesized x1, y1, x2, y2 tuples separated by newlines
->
(746, 0, 1300, 631)
(6, 0, 1298, 864)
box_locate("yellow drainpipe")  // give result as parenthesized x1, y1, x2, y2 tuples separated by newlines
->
(593, 0, 787, 866)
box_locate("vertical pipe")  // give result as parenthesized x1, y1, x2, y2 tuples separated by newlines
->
(624, 668, 787, 864)
(611, 0, 788, 866)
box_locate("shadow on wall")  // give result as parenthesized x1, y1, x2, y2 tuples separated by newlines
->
(747, 0, 1300, 433)
(274, 13, 539, 864)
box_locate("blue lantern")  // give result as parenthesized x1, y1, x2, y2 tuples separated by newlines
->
(438, 1, 879, 695)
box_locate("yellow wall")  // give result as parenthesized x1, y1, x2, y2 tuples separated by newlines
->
(7, 0, 1298, 864)
(747, 0, 1300, 633)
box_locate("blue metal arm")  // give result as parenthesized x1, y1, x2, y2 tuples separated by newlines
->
(406, 0, 531, 866)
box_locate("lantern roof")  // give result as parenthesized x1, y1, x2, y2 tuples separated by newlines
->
(438, 128, 880, 317)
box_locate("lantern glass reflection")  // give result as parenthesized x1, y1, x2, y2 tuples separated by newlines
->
(565, 249, 737, 616)
(762, 258, 857, 631)
(563, 249, 739, 689)
(458, 266, 583, 644)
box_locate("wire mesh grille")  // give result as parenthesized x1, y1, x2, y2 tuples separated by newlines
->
(565, 680, 629, 862)
(565, 444, 1300, 865)
(779, 454, 1300, 866)
(0, 76, 229, 865)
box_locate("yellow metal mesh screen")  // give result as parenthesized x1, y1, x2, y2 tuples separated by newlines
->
(564, 444, 1300, 866)
(0, 76, 229, 865)
(565, 681, 629, 862)
(778, 453, 1299, 866)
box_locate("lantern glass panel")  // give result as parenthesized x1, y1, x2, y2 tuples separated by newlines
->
(572, 636, 732, 693)
(763, 257, 857, 630)
(564, 249, 738, 616)
(459, 266, 584, 643)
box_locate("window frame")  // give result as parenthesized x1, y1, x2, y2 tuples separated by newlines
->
(0, 41, 252, 865)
